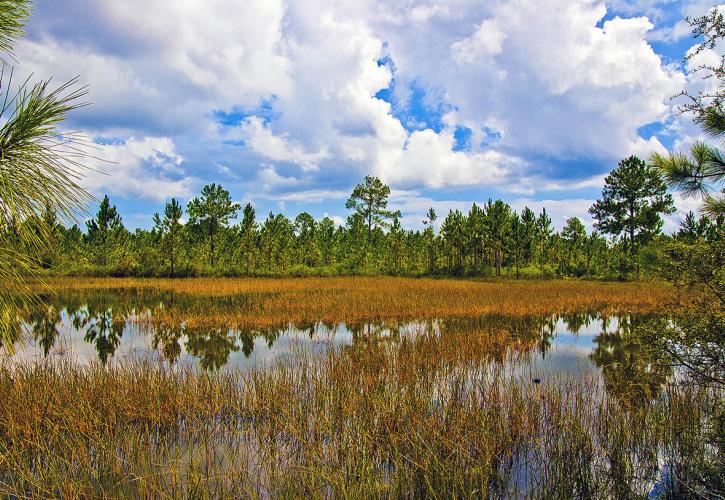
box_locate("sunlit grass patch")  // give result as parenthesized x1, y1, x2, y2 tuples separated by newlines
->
(32, 277, 674, 330)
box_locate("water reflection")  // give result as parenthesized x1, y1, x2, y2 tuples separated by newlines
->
(72, 305, 127, 365)
(590, 314, 670, 405)
(6, 289, 671, 401)
(27, 304, 61, 357)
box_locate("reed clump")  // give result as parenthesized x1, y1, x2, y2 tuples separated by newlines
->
(34, 277, 674, 329)
(0, 327, 718, 498)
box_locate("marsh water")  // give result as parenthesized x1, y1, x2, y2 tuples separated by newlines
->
(3, 287, 670, 401)
(3, 287, 699, 498)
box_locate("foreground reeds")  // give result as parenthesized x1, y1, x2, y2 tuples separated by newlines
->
(32, 277, 674, 329)
(0, 327, 720, 498)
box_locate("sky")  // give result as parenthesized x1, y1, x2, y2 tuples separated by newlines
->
(17, 0, 724, 232)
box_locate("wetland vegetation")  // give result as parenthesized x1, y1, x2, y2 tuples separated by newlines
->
(0, 278, 722, 497)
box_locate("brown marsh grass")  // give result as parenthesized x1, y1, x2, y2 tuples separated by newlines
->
(4, 277, 714, 497)
(33, 277, 674, 329)
(0, 331, 718, 498)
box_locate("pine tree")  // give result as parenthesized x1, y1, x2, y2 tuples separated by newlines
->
(152, 198, 183, 275)
(294, 212, 319, 267)
(589, 156, 674, 273)
(187, 184, 240, 269)
(536, 208, 553, 275)
(422, 207, 437, 274)
(0, 0, 90, 342)
(509, 212, 525, 278)
(651, 142, 724, 219)
(561, 217, 586, 276)
(237, 203, 258, 273)
(86, 195, 125, 267)
(485, 199, 511, 276)
(345, 176, 400, 244)
(520, 207, 537, 267)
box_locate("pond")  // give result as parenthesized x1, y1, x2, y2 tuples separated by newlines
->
(3, 287, 670, 403)
(3, 284, 714, 498)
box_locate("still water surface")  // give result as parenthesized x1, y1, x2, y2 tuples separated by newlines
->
(1, 288, 685, 496)
(3, 288, 669, 400)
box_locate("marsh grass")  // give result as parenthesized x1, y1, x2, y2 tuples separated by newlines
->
(33, 277, 674, 330)
(0, 326, 719, 498)
(3, 277, 715, 497)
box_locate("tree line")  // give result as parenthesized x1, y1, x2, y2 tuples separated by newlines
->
(8, 155, 718, 279)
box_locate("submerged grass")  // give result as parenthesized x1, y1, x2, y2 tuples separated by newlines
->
(32, 277, 674, 329)
(0, 326, 720, 498)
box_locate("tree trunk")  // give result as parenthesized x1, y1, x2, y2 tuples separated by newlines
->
(367, 214, 372, 243)
(210, 232, 215, 268)
(586, 250, 591, 274)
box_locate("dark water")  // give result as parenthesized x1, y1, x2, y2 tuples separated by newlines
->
(2, 288, 670, 401)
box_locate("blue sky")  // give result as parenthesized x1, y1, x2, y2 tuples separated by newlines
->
(18, 0, 723, 231)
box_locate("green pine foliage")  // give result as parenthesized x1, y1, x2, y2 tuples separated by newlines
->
(22, 171, 697, 280)
(589, 156, 675, 259)
(0, 0, 91, 344)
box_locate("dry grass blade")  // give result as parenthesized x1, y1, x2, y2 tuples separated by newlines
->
(0, 343, 718, 497)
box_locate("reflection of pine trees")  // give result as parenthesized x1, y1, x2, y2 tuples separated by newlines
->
(150, 323, 183, 364)
(560, 311, 594, 334)
(439, 314, 560, 361)
(184, 326, 240, 371)
(150, 323, 280, 366)
(28, 303, 61, 356)
(15, 289, 672, 389)
(539, 315, 558, 358)
(348, 321, 404, 344)
(589, 315, 671, 405)
(73, 306, 127, 365)
(15, 291, 569, 370)
(64, 289, 141, 364)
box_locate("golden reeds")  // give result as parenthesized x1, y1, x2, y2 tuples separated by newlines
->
(0, 333, 717, 497)
(2, 277, 714, 497)
(32, 277, 674, 330)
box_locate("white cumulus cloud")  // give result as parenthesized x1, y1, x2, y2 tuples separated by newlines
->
(82, 137, 193, 202)
(14, 0, 706, 228)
